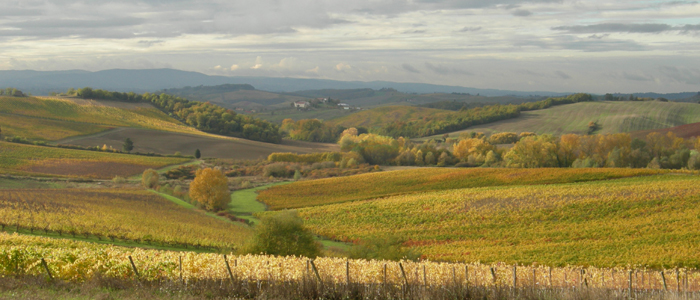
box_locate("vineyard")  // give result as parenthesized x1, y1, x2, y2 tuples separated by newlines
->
(1, 233, 698, 299)
(0, 141, 189, 178)
(0, 189, 251, 250)
(258, 168, 666, 209)
(289, 174, 700, 268)
(0, 96, 205, 141)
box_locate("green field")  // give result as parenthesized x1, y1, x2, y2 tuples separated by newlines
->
(431, 101, 700, 138)
(0, 96, 202, 140)
(257, 168, 664, 210)
(0, 141, 190, 178)
(328, 105, 453, 129)
(289, 173, 700, 268)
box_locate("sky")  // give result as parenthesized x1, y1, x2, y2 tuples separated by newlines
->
(0, 0, 699, 94)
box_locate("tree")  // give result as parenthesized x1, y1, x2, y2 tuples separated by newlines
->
(189, 168, 230, 211)
(243, 210, 321, 257)
(141, 169, 160, 189)
(195, 149, 201, 159)
(122, 138, 134, 153)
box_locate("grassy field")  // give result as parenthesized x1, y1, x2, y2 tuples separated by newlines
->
(292, 174, 700, 268)
(0, 141, 190, 178)
(257, 168, 665, 210)
(0, 188, 251, 250)
(328, 105, 452, 129)
(430, 101, 700, 139)
(0, 96, 203, 141)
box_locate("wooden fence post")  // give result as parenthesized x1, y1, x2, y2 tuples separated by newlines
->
(512, 265, 517, 288)
(465, 265, 469, 287)
(399, 263, 409, 287)
(628, 270, 633, 296)
(661, 271, 668, 291)
(309, 259, 322, 285)
(346, 260, 350, 285)
(40, 258, 53, 281)
(677, 269, 680, 293)
(223, 255, 235, 285)
(532, 268, 536, 289)
(549, 267, 553, 288)
(491, 267, 497, 285)
(423, 265, 427, 287)
(383, 264, 387, 286)
(452, 266, 457, 287)
(128, 256, 140, 279)
(179, 256, 183, 283)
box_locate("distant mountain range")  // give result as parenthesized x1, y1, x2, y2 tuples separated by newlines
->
(0, 68, 570, 97)
(1, 68, 696, 99)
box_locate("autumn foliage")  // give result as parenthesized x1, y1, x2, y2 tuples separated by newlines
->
(189, 168, 230, 211)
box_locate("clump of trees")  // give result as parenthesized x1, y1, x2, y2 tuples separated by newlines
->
(280, 119, 346, 143)
(0, 88, 26, 97)
(189, 168, 230, 211)
(66, 87, 282, 143)
(337, 128, 700, 170)
(243, 210, 321, 257)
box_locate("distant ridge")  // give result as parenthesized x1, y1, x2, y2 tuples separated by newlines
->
(0, 68, 570, 97)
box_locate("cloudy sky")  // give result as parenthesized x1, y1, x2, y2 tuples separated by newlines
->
(1, 0, 699, 93)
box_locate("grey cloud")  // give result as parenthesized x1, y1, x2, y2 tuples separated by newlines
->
(552, 23, 700, 34)
(554, 71, 570, 79)
(659, 66, 700, 84)
(587, 34, 609, 39)
(512, 9, 532, 17)
(403, 30, 426, 34)
(425, 62, 473, 75)
(402, 63, 421, 73)
(515, 37, 645, 52)
(622, 72, 653, 82)
(459, 26, 482, 32)
(138, 40, 165, 47)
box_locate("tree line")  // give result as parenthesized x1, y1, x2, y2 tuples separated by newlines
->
(66, 87, 282, 143)
(0, 88, 27, 97)
(338, 129, 700, 170)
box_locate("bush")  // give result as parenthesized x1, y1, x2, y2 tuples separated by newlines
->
(263, 163, 291, 178)
(141, 169, 159, 189)
(243, 210, 321, 257)
(112, 176, 126, 184)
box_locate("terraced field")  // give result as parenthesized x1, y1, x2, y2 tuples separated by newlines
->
(431, 101, 700, 138)
(290, 174, 700, 268)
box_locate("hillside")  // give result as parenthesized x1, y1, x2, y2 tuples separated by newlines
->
(427, 100, 700, 139)
(630, 121, 700, 139)
(328, 105, 454, 129)
(0, 96, 202, 140)
(292, 173, 700, 267)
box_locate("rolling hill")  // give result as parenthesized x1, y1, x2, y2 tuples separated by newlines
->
(425, 100, 700, 139)
(0, 96, 337, 159)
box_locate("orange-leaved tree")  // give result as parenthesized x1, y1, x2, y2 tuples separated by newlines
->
(189, 168, 230, 211)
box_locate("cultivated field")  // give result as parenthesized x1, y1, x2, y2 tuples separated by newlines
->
(0, 96, 202, 140)
(0, 141, 190, 178)
(3, 233, 698, 293)
(0, 188, 251, 249)
(292, 174, 700, 267)
(257, 168, 664, 210)
(329, 105, 452, 129)
(430, 101, 700, 138)
(57, 128, 339, 160)
(630, 121, 700, 139)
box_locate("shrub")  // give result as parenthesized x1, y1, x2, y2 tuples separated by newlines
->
(112, 176, 126, 184)
(293, 170, 302, 181)
(243, 210, 321, 257)
(263, 163, 291, 178)
(141, 169, 159, 189)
